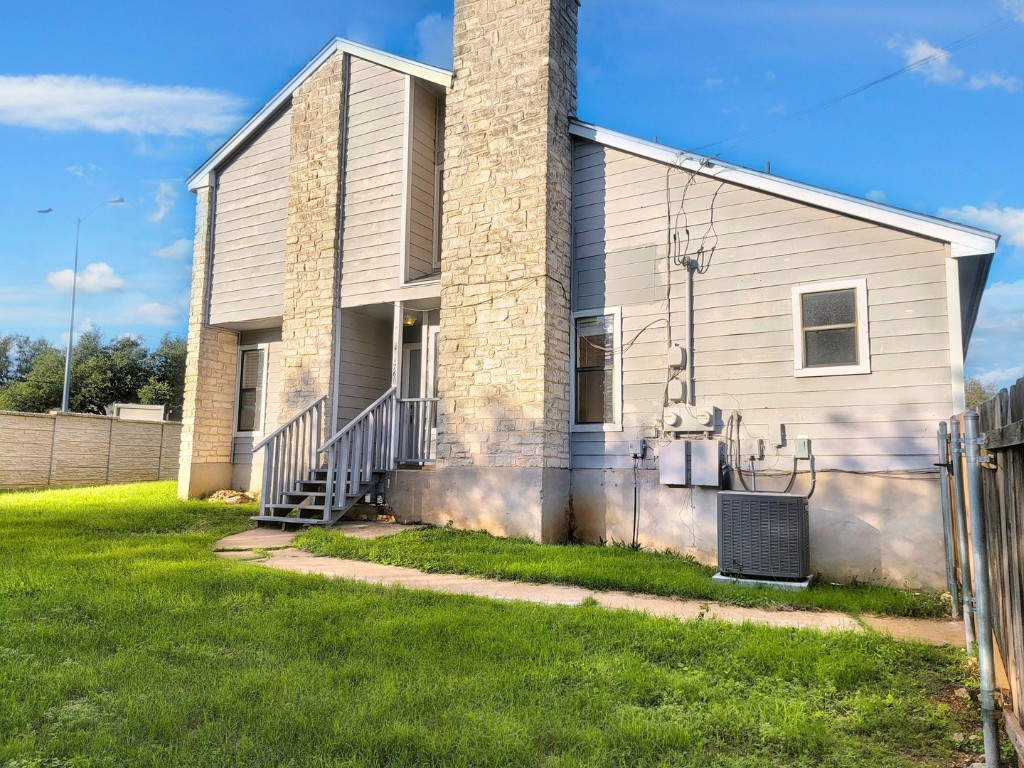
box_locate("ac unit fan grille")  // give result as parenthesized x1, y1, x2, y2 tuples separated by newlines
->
(717, 492, 810, 580)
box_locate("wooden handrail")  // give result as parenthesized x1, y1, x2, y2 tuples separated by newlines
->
(252, 395, 327, 452)
(318, 386, 397, 452)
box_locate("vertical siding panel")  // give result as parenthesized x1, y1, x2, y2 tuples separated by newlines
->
(209, 105, 292, 325)
(340, 58, 407, 303)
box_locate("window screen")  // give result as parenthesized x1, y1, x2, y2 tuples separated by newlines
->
(801, 288, 858, 367)
(237, 348, 265, 432)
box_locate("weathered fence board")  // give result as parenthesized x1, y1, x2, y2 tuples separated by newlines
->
(971, 377, 1024, 761)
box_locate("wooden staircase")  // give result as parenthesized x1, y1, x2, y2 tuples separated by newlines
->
(257, 467, 383, 525)
(252, 388, 397, 527)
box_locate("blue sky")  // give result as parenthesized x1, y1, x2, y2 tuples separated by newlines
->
(1, 1, 1021, 385)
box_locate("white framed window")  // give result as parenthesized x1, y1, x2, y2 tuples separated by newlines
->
(791, 278, 870, 377)
(234, 344, 269, 434)
(570, 308, 622, 431)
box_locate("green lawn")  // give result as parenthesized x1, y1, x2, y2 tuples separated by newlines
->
(296, 526, 948, 618)
(0, 482, 983, 767)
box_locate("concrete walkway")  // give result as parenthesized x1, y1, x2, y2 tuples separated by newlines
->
(215, 525, 965, 647)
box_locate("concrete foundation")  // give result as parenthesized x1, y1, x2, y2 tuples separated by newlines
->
(570, 468, 946, 589)
(387, 467, 570, 543)
(178, 461, 234, 499)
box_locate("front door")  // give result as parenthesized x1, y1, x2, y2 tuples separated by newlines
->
(399, 312, 439, 464)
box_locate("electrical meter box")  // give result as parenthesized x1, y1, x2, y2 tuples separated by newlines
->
(659, 440, 722, 487)
(663, 405, 718, 433)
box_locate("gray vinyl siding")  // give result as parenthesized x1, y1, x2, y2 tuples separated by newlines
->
(407, 81, 440, 280)
(571, 140, 953, 471)
(340, 58, 407, 304)
(231, 329, 282, 489)
(335, 309, 393, 430)
(209, 105, 291, 325)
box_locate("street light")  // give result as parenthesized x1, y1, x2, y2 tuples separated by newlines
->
(38, 197, 124, 412)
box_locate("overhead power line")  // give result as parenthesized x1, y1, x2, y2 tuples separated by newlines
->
(694, 14, 1017, 154)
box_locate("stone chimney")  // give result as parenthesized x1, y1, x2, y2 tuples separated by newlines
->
(436, 0, 579, 541)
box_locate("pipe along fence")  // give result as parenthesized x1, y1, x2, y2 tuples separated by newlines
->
(938, 376, 1024, 767)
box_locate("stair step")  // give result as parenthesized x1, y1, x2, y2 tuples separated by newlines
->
(294, 480, 327, 492)
(282, 493, 326, 504)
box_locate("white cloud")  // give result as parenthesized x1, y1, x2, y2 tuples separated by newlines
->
(66, 163, 97, 177)
(938, 204, 1024, 246)
(0, 75, 245, 135)
(867, 190, 887, 202)
(966, 280, 1024, 387)
(967, 73, 1022, 92)
(705, 77, 724, 90)
(148, 181, 177, 223)
(415, 13, 453, 69)
(768, 103, 785, 115)
(1003, 0, 1024, 21)
(46, 262, 126, 295)
(901, 39, 963, 85)
(137, 301, 180, 325)
(151, 238, 192, 259)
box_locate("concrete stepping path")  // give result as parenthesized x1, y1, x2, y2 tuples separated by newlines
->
(215, 525, 965, 647)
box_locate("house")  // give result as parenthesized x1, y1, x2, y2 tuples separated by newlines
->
(178, 0, 999, 588)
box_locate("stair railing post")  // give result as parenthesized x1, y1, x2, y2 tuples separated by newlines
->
(324, 442, 336, 522)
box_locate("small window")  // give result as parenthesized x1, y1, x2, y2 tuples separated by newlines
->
(571, 309, 622, 431)
(792, 279, 870, 377)
(236, 347, 266, 432)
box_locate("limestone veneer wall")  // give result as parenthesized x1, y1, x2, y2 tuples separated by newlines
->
(279, 50, 345, 420)
(178, 184, 239, 498)
(0, 411, 181, 490)
(435, 0, 578, 542)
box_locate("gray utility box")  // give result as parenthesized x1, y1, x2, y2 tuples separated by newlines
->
(717, 492, 810, 580)
(660, 440, 721, 487)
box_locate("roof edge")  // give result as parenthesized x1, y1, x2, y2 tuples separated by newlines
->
(187, 38, 453, 191)
(569, 119, 1000, 258)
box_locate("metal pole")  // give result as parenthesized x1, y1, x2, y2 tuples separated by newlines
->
(963, 410, 1000, 768)
(936, 422, 960, 619)
(61, 217, 82, 413)
(950, 417, 976, 650)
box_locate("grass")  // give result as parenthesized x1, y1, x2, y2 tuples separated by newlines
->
(0, 482, 983, 767)
(295, 526, 948, 618)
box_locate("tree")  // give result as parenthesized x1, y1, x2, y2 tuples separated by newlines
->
(0, 334, 56, 388)
(0, 330, 187, 418)
(139, 334, 187, 420)
(965, 376, 998, 410)
(0, 347, 64, 412)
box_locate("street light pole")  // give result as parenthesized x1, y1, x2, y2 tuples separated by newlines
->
(61, 216, 83, 413)
(38, 197, 124, 412)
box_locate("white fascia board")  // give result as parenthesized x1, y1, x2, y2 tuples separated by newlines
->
(568, 120, 1000, 258)
(187, 37, 452, 191)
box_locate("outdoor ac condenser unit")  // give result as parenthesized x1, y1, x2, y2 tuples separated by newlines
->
(717, 492, 810, 581)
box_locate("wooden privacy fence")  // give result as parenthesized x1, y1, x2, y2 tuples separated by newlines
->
(0, 410, 181, 490)
(942, 376, 1024, 762)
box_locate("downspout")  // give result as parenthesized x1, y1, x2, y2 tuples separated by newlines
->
(963, 411, 999, 768)
(686, 259, 696, 406)
(329, 52, 352, 438)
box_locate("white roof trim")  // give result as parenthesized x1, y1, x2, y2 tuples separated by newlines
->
(187, 38, 452, 191)
(569, 120, 1000, 258)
